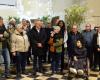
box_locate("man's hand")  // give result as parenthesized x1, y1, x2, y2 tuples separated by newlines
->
(12, 52, 16, 56)
(0, 34, 3, 38)
(97, 48, 100, 52)
(37, 43, 43, 48)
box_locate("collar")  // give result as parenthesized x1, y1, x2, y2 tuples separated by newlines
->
(14, 30, 22, 35)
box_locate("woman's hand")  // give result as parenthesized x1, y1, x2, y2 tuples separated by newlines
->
(74, 56, 78, 61)
(50, 31, 55, 37)
(0, 34, 3, 38)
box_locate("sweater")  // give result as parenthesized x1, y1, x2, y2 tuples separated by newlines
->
(54, 33, 63, 53)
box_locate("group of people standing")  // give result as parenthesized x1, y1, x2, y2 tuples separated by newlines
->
(0, 16, 100, 79)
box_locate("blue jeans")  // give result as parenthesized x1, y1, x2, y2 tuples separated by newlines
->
(0, 49, 3, 64)
(15, 52, 26, 74)
(51, 53, 61, 72)
(2, 48, 10, 75)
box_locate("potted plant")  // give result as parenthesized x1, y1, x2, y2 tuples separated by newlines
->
(40, 15, 51, 27)
(65, 5, 87, 32)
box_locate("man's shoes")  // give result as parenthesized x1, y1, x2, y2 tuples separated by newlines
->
(38, 69, 44, 73)
(60, 71, 65, 75)
(92, 68, 99, 72)
(33, 71, 36, 76)
(28, 72, 37, 78)
(1, 73, 12, 79)
(51, 71, 56, 75)
(56, 71, 60, 74)
(16, 73, 22, 79)
(22, 71, 28, 75)
(5, 74, 12, 78)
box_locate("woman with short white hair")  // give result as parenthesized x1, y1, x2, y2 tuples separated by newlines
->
(11, 24, 30, 78)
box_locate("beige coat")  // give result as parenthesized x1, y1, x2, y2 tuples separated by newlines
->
(11, 30, 30, 53)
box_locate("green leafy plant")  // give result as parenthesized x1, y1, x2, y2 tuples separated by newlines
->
(8, 16, 20, 24)
(65, 5, 87, 31)
(40, 15, 51, 26)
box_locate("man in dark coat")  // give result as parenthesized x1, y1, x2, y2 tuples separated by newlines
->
(82, 24, 95, 69)
(43, 22, 53, 63)
(29, 20, 47, 75)
(93, 26, 100, 71)
(67, 25, 83, 58)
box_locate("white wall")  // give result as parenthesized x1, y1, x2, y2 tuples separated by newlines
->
(52, 0, 73, 20)
(0, 0, 73, 20)
(0, 6, 18, 17)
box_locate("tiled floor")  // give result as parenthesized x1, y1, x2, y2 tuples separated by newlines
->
(4, 72, 99, 80)
(0, 64, 100, 80)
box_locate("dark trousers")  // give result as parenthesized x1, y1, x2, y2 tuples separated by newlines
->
(43, 46, 48, 63)
(15, 52, 26, 74)
(86, 46, 93, 68)
(26, 47, 32, 65)
(43, 45, 51, 63)
(61, 47, 65, 72)
(51, 53, 61, 72)
(48, 50, 51, 63)
(33, 55, 43, 72)
(43, 50, 51, 63)
(94, 51, 100, 70)
(94, 51, 99, 68)
(98, 52, 100, 70)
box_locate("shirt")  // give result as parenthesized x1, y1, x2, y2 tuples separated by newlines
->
(98, 33, 100, 47)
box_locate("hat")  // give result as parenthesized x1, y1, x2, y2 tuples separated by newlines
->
(9, 18, 16, 22)
(53, 26, 60, 30)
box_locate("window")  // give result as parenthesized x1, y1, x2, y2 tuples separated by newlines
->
(0, 0, 16, 6)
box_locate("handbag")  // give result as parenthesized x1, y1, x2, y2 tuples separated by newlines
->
(48, 37, 56, 53)
(50, 45, 56, 53)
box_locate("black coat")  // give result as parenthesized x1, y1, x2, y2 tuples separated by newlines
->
(0, 24, 6, 34)
(74, 47, 87, 59)
(45, 27, 53, 42)
(0, 24, 8, 48)
(29, 27, 47, 56)
(67, 31, 83, 57)
(93, 33, 100, 52)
